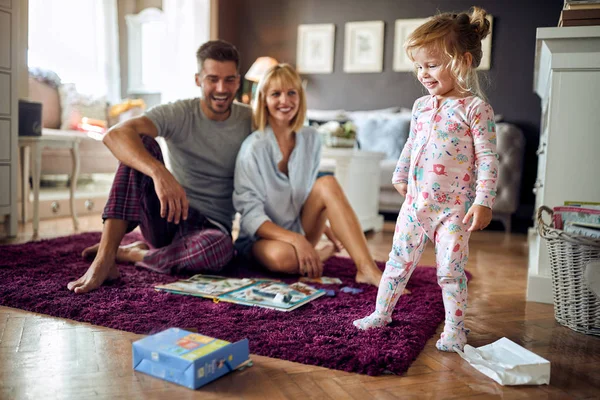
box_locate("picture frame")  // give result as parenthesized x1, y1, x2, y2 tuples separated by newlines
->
(393, 16, 494, 72)
(479, 15, 494, 71)
(343, 21, 385, 73)
(392, 18, 428, 72)
(296, 24, 335, 74)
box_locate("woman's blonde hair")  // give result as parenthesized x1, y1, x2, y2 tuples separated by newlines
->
(252, 63, 307, 132)
(405, 7, 491, 99)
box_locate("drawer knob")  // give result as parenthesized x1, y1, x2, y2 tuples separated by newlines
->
(51, 201, 60, 213)
(85, 199, 94, 211)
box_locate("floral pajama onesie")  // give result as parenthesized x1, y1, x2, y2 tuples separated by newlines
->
(354, 95, 499, 352)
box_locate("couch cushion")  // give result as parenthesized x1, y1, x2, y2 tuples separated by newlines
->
(355, 113, 411, 161)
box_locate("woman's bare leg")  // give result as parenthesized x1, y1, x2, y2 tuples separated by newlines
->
(252, 239, 336, 275)
(301, 176, 382, 286)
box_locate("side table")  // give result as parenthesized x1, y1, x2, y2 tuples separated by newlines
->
(320, 147, 386, 232)
(19, 132, 81, 237)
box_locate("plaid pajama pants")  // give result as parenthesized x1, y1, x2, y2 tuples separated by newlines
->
(102, 135, 234, 275)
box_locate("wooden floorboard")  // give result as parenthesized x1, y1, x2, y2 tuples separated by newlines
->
(1, 215, 599, 399)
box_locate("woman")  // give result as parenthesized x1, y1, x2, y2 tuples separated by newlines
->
(233, 64, 382, 286)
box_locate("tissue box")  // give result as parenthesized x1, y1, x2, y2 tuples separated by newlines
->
(132, 328, 250, 389)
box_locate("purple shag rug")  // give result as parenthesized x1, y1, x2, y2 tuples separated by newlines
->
(0, 232, 457, 376)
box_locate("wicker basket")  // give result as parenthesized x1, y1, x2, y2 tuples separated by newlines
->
(537, 206, 600, 335)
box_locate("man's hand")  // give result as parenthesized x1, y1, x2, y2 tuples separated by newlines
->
(463, 204, 492, 232)
(152, 168, 189, 224)
(292, 234, 323, 278)
(394, 182, 408, 196)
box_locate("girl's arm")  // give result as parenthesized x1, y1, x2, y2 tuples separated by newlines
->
(469, 101, 499, 208)
(392, 101, 419, 185)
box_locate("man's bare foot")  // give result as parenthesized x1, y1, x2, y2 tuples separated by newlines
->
(355, 263, 383, 287)
(82, 241, 149, 263)
(67, 257, 121, 294)
(316, 242, 336, 262)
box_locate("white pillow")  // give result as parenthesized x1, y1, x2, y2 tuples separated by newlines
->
(306, 108, 348, 122)
(345, 107, 401, 121)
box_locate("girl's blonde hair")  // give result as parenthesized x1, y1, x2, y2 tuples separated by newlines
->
(405, 7, 491, 99)
(252, 63, 307, 132)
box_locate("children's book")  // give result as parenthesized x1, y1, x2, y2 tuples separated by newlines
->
(155, 275, 326, 312)
(564, 221, 600, 239)
(552, 206, 600, 230)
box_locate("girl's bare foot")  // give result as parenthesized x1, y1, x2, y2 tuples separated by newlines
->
(82, 241, 149, 263)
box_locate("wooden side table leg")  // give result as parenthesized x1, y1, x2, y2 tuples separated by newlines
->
(31, 143, 42, 238)
(69, 142, 80, 231)
(20, 145, 29, 224)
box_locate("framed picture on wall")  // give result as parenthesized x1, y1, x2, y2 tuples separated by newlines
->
(297, 24, 335, 74)
(343, 21, 385, 73)
(392, 18, 428, 72)
(393, 15, 494, 72)
(479, 15, 494, 70)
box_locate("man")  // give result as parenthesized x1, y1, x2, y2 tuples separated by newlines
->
(67, 40, 252, 294)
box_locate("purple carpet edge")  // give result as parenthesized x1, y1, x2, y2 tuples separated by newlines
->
(0, 231, 466, 376)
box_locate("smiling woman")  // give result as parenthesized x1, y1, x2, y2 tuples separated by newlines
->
(233, 63, 384, 287)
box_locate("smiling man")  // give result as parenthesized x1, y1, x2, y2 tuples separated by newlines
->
(67, 40, 252, 294)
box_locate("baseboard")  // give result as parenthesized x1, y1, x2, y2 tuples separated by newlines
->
(526, 274, 554, 304)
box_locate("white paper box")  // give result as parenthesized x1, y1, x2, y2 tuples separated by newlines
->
(456, 337, 551, 386)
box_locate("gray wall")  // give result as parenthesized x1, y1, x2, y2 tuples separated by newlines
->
(220, 0, 564, 232)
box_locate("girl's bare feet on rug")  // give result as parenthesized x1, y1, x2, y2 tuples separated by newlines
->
(67, 256, 121, 294)
(355, 263, 383, 287)
(82, 241, 150, 263)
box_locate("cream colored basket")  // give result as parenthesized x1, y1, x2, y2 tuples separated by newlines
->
(537, 206, 600, 336)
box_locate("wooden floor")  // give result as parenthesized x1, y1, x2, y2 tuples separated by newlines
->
(1, 215, 600, 399)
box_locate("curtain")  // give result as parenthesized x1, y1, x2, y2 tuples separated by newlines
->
(28, 0, 121, 103)
(161, 0, 211, 103)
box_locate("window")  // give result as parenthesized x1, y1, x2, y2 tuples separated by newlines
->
(28, 0, 120, 102)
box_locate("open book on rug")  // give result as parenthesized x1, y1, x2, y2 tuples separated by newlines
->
(155, 274, 326, 312)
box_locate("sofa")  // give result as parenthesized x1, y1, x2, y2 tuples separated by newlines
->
(308, 108, 525, 233)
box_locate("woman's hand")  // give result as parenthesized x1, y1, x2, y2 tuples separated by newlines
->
(463, 204, 493, 232)
(292, 234, 323, 278)
(394, 182, 408, 196)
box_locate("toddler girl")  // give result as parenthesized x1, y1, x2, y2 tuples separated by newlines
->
(353, 7, 499, 352)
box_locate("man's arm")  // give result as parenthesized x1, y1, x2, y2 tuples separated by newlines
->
(103, 116, 189, 223)
(102, 116, 165, 179)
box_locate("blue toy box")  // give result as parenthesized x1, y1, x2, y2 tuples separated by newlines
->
(132, 328, 250, 389)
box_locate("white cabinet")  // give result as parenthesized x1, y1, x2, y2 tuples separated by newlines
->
(527, 27, 600, 303)
(320, 148, 385, 233)
(0, 1, 18, 236)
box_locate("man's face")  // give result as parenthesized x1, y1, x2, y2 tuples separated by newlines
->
(196, 59, 240, 120)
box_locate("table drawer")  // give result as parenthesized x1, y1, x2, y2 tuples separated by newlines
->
(0, 119, 9, 160)
(0, 10, 10, 70)
(0, 164, 9, 206)
(0, 72, 10, 115)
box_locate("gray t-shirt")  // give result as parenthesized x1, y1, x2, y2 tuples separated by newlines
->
(145, 99, 252, 232)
